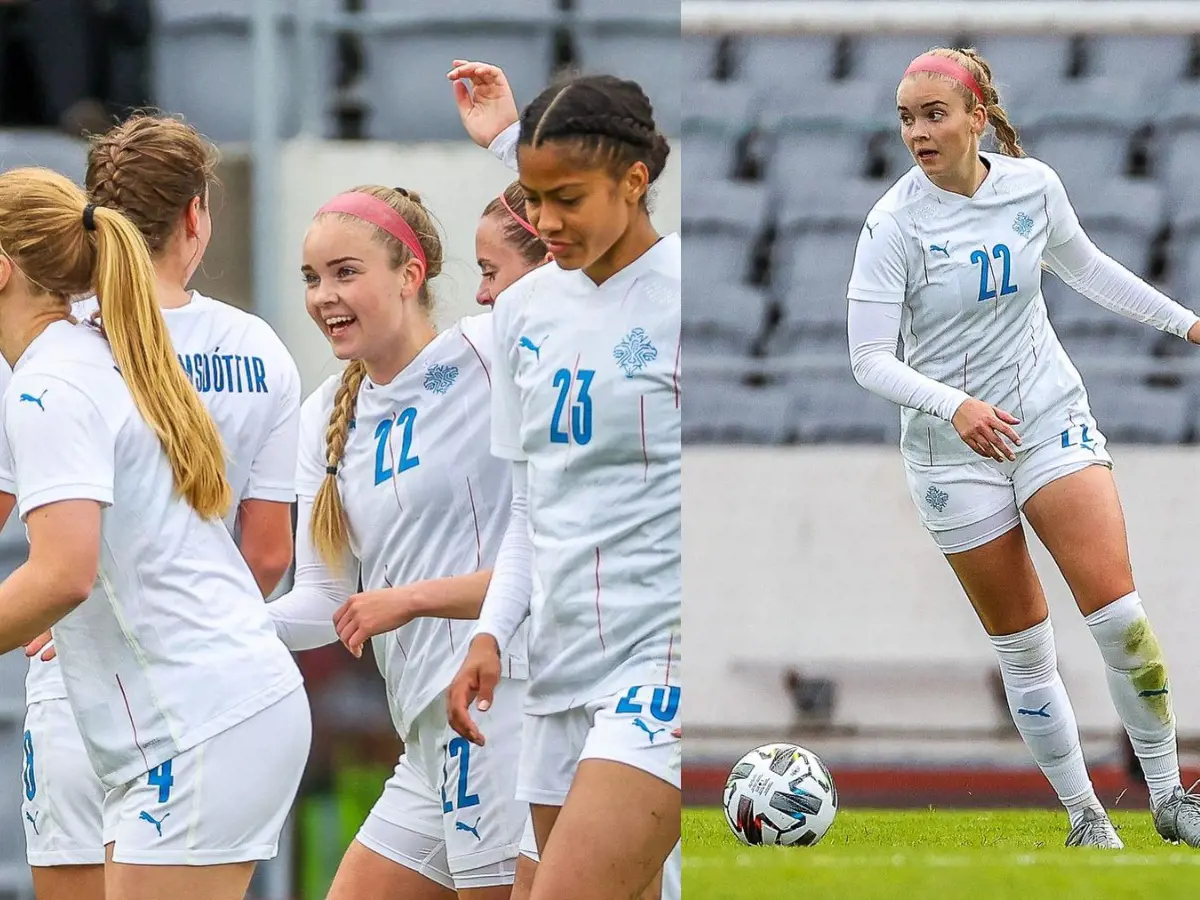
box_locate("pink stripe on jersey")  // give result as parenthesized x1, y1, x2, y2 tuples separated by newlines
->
(462, 332, 490, 388)
(594, 547, 606, 652)
(115, 673, 151, 773)
(665, 630, 674, 685)
(466, 477, 482, 569)
(673, 336, 681, 408)
(639, 395, 649, 482)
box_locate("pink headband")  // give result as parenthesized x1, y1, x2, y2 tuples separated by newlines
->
(904, 53, 985, 106)
(498, 192, 539, 239)
(317, 192, 428, 273)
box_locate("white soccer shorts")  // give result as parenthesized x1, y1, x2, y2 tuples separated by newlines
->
(903, 414, 1112, 553)
(517, 683, 682, 807)
(355, 677, 526, 890)
(102, 687, 310, 865)
(21, 698, 105, 866)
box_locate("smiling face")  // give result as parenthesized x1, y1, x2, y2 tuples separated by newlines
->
(301, 216, 423, 364)
(897, 73, 985, 178)
(516, 141, 647, 274)
(474, 212, 548, 307)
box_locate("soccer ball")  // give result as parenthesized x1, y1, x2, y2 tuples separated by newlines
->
(722, 743, 838, 846)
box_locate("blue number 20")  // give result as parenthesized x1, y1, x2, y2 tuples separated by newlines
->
(148, 760, 174, 803)
(970, 243, 1018, 302)
(441, 736, 480, 813)
(374, 407, 421, 485)
(614, 685, 681, 722)
(550, 368, 595, 445)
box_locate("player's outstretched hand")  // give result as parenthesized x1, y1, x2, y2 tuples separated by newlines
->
(448, 59, 519, 149)
(333, 588, 416, 659)
(1188, 320, 1200, 344)
(951, 398, 1021, 462)
(25, 631, 55, 662)
(447, 634, 502, 746)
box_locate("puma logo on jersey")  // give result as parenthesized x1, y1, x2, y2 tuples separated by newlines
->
(139, 810, 170, 837)
(518, 336, 544, 360)
(633, 717, 666, 743)
(456, 817, 483, 840)
(18, 390, 47, 411)
(864, 221, 876, 239)
(24, 810, 39, 834)
(928, 242, 950, 258)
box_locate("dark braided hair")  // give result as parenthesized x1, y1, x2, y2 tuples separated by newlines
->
(519, 75, 670, 202)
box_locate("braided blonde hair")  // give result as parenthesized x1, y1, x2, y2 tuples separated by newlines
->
(308, 185, 443, 568)
(910, 47, 1025, 158)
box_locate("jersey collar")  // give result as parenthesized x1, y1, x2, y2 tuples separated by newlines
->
(915, 153, 997, 204)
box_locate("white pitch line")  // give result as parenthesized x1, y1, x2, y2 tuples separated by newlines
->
(683, 852, 1200, 869)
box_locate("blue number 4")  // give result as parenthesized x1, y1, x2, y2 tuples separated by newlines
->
(970, 243, 1018, 302)
(441, 736, 480, 813)
(148, 760, 174, 803)
(550, 368, 595, 445)
(374, 407, 421, 485)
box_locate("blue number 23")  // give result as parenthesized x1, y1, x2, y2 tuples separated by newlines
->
(550, 368, 595, 445)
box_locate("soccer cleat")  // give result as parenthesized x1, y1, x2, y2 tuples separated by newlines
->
(1153, 784, 1200, 846)
(1065, 808, 1124, 848)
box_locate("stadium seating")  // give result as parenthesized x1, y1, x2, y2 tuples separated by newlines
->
(684, 29, 1200, 445)
(154, 0, 336, 142)
(360, 0, 560, 142)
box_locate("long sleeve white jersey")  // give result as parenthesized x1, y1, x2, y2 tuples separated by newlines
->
(489, 234, 682, 714)
(23, 293, 301, 706)
(0, 320, 301, 788)
(268, 313, 525, 739)
(847, 152, 1196, 466)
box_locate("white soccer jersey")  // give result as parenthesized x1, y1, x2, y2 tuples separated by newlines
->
(848, 153, 1092, 466)
(25, 293, 301, 705)
(0, 320, 301, 789)
(295, 314, 523, 739)
(490, 234, 682, 714)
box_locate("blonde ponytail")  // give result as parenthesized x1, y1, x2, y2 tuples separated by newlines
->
(310, 360, 368, 567)
(91, 207, 231, 518)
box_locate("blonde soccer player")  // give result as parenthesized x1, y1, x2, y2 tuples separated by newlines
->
(0, 168, 309, 900)
(265, 184, 530, 900)
(445, 73, 682, 900)
(15, 114, 302, 900)
(848, 48, 1200, 847)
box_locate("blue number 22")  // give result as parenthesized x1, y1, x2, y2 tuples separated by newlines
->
(550, 368, 595, 445)
(441, 736, 480, 813)
(969, 243, 1018, 302)
(374, 407, 421, 485)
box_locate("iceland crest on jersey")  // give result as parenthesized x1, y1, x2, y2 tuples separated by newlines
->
(1012, 212, 1034, 238)
(423, 363, 459, 395)
(613, 327, 658, 378)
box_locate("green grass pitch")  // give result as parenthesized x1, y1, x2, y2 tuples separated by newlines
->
(683, 807, 1200, 898)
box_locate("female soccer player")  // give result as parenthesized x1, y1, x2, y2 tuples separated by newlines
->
(445, 74, 682, 900)
(265, 184, 529, 900)
(16, 114, 302, 900)
(0, 167, 309, 899)
(848, 48, 1200, 847)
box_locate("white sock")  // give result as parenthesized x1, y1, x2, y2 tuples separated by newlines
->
(990, 617, 1104, 827)
(1086, 591, 1180, 810)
